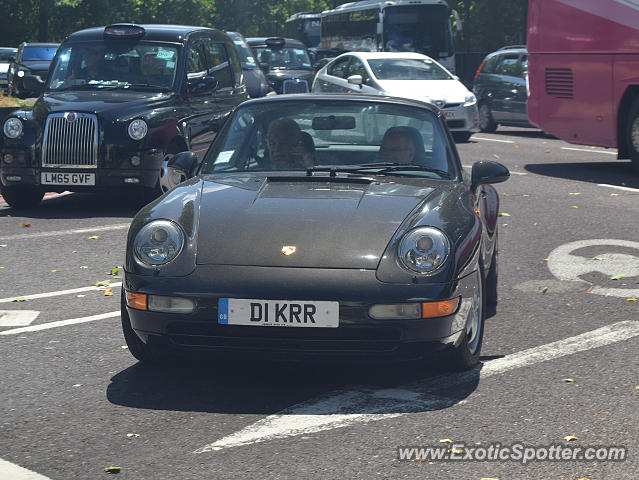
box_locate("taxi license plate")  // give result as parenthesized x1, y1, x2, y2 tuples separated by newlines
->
(444, 111, 456, 119)
(218, 298, 339, 328)
(41, 172, 95, 186)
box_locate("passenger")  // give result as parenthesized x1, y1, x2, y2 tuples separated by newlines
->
(378, 128, 416, 164)
(266, 118, 314, 169)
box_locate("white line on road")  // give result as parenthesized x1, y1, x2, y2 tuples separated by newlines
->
(0, 458, 54, 480)
(0, 223, 130, 242)
(195, 320, 639, 452)
(0, 283, 122, 304)
(471, 136, 515, 144)
(561, 146, 617, 155)
(0, 310, 120, 336)
(597, 183, 639, 192)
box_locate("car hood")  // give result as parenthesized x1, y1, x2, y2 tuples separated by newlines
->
(196, 175, 439, 268)
(32, 90, 174, 121)
(377, 79, 470, 104)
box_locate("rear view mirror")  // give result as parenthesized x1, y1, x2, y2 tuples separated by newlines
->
(347, 74, 363, 87)
(471, 161, 509, 188)
(312, 115, 356, 130)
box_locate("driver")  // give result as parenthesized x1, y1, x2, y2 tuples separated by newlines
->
(378, 128, 416, 164)
(266, 118, 314, 169)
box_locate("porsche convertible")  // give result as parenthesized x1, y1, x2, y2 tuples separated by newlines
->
(121, 94, 509, 370)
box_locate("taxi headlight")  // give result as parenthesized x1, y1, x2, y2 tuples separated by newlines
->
(398, 227, 450, 274)
(134, 220, 184, 266)
(128, 119, 148, 140)
(3, 117, 23, 139)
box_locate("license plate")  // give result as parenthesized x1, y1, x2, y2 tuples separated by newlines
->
(218, 298, 339, 328)
(444, 111, 456, 119)
(41, 172, 95, 186)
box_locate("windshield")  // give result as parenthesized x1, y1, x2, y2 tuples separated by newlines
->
(252, 46, 312, 70)
(201, 100, 456, 179)
(0, 49, 16, 62)
(47, 42, 179, 91)
(368, 58, 452, 80)
(232, 39, 258, 69)
(23, 46, 58, 61)
(384, 5, 453, 58)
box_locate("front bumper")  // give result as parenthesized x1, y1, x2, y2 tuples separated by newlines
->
(124, 265, 479, 361)
(443, 103, 479, 133)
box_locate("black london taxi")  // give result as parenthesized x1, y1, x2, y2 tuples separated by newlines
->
(0, 24, 248, 209)
(246, 37, 315, 94)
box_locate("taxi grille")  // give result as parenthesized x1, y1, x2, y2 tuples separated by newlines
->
(282, 79, 309, 94)
(42, 113, 98, 168)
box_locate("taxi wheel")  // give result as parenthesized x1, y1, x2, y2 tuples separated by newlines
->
(446, 266, 485, 371)
(120, 291, 166, 364)
(0, 185, 44, 209)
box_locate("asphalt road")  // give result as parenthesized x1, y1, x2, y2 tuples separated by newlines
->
(1, 127, 638, 480)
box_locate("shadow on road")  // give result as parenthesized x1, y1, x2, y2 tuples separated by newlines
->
(524, 161, 639, 189)
(106, 357, 481, 416)
(0, 191, 150, 219)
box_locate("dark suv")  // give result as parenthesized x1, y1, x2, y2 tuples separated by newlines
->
(473, 45, 530, 132)
(1, 24, 248, 209)
(7, 42, 59, 98)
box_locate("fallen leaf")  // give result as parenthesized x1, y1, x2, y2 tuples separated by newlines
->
(104, 466, 121, 474)
(91, 280, 111, 287)
(72, 250, 78, 253)
(611, 274, 624, 280)
(541, 286, 549, 294)
(72, 384, 82, 387)
(563, 378, 576, 383)
(450, 447, 464, 455)
(627, 298, 638, 302)
(0, 244, 7, 247)
(543, 258, 549, 262)
(21, 222, 31, 228)
(87, 235, 100, 240)
(108, 267, 120, 276)
(563, 435, 578, 442)
(439, 439, 453, 444)
(572, 205, 579, 209)
(113, 276, 121, 279)
(50, 269, 58, 273)
(522, 194, 529, 197)
(498, 212, 511, 217)
(12, 297, 27, 302)
(103, 288, 113, 296)
(76, 294, 86, 298)
(121, 345, 128, 349)
(514, 144, 519, 148)
(569, 192, 581, 196)
(126, 433, 140, 438)
(592, 257, 604, 261)
(635, 386, 639, 390)
(211, 446, 223, 451)
(80, 266, 88, 269)
(585, 286, 594, 293)
(610, 193, 619, 197)
(0, 266, 4, 269)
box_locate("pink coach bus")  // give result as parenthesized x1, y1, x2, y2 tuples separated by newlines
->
(527, 0, 639, 171)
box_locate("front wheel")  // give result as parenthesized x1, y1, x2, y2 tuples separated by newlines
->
(446, 267, 485, 371)
(625, 96, 639, 173)
(478, 104, 497, 133)
(0, 185, 44, 209)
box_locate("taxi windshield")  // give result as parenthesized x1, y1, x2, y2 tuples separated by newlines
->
(201, 100, 456, 179)
(47, 42, 179, 91)
(252, 46, 312, 70)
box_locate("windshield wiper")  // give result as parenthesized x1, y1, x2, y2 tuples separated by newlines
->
(375, 165, 451, 178)
(306, 163, 449, 178)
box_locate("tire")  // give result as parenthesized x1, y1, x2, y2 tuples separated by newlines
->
(120, 290, 165, 364)
(0, 185, 44, 209)
(478, 103, 497, 133)
(625, 96, 639, 173)
(452, 131, 472, 143)
(446, 266, 485, 371)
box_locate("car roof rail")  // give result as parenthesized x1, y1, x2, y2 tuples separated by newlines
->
(498, 45, 527, 51)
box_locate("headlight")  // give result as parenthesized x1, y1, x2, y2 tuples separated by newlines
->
(464, 93, 477, 107)
(128, 119, 148, 140)
(134, 220, 185, 266)
(17, 70, 25, 78)
(3, 117, 23, 139)
(398, 226, 450, 274)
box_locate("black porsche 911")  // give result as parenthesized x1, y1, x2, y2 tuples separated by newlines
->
(121, 94, 509, 370)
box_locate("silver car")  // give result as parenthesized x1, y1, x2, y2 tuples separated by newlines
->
(312, 52, 479, 142)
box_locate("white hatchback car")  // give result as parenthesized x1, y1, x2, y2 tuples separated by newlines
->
(312, 52, 479, 142)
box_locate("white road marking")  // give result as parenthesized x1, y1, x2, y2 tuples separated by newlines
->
(0, 223, 130, 242)
(0, 310, 39, 327)
(0, 283, 122, 304)
(560, 146, 617, 155)
(195, 320, 639, 452)
(0, 458, 54, 480)
(0, 311, 120, 336)
(598, 183, 639, 192)
(547, 239, 639, 297)
(471, 136, 515, 144)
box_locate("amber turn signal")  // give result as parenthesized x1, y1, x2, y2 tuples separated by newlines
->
(422, 297, 460, 318)
(125, 291, 147, 310)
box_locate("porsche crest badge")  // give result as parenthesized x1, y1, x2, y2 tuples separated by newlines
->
(281, 245, 297, 256)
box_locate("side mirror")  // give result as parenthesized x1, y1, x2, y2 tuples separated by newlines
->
(187, 75, 217, 94)
(259, 62, 270, 73)
(347, 74, 363, 87)
(471, 161, 510, 188)
(168, 151, 199, 179)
